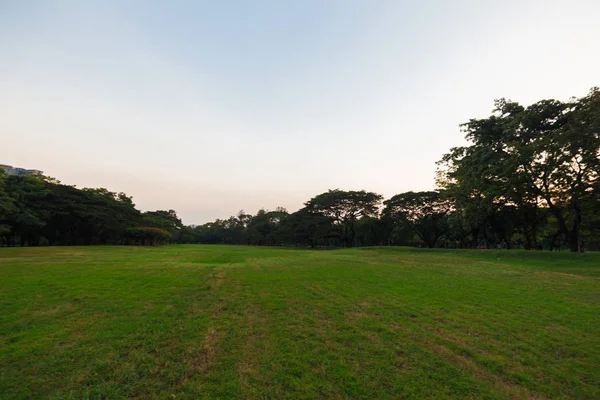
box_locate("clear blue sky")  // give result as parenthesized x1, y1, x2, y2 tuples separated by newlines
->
(2, 0, 599, 223)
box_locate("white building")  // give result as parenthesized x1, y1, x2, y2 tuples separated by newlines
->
(0, 164, 43, 176)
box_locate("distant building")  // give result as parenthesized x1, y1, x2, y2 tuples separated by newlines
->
(0, 164, 43, 176)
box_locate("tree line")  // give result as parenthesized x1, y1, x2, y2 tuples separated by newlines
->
(1, 88, 598, 251)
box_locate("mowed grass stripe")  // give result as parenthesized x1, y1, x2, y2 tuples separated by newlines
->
(0, 245, 598, 399)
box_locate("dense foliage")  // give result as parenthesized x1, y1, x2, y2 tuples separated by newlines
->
(0, 174, 178, 246)
(437, 87, 599, 252)
(1, 88, 598, 250)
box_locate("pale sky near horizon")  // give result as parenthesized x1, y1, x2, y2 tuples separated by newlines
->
(1, 0, 599, 224)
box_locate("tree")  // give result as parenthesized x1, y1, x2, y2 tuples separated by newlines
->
(355, 216, 394, 246)
(383, 191, 450, 248)
(438, 87, 600, 251)
(520, 88, 600, 252)
(304, 190, 383, 247)
(246, 208, 289, 245)
(1, 174, 48, 246)
(0, 170, 18, 245)
(274, 207, 334, 247)
(142, 210, 182, 241)
(80, 188, 141, 244)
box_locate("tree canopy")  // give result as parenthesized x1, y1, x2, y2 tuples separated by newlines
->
(437, 87, 599, 252)
(383, 191, 450, 248)
(304, 190, 383, 247)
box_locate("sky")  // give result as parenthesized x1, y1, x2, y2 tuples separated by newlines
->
(1, 0, 599, 224)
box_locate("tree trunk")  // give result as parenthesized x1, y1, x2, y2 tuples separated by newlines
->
(524, 233, 532, 250)
(471, 227, 479, 249)
(569, 217, 582, 252)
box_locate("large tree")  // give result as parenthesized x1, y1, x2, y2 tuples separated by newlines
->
(383, 191, 451, 248)
(273, 207, 334, 247)
(246, 207, 289, 245)
(304, 189, 383, 247)
(1, 174, 49, 246)
(0, 171, 18, 241)
(142, 209, 183, 242)
(521, 88, 600, 252)
(438, 87, 599, 252)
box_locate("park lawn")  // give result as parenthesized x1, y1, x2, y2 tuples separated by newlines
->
(0, 246, 598, 399)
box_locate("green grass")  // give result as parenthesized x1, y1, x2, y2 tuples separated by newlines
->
(0, 245, 598, 399)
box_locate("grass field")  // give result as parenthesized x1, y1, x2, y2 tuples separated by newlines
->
(0, 245, 598, 399)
